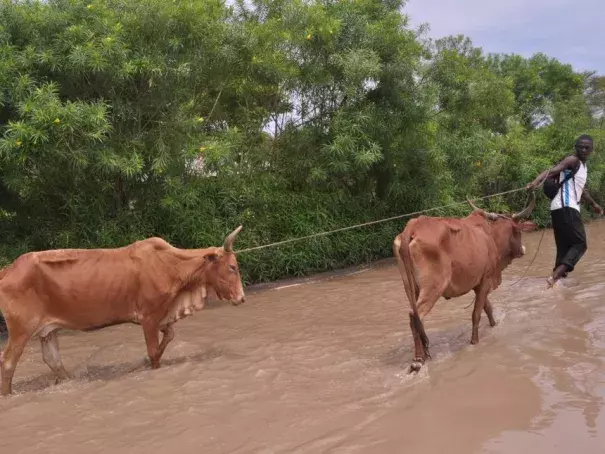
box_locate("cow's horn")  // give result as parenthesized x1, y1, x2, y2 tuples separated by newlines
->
(223, 225, 243, 252)
(512, 191, 536, 221)
(467, 198, 499, 221)
(467, 197, 481, 212)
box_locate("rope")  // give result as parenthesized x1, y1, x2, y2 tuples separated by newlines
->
(462, 228, 548, 310)
(509, 229, 547, 287)
(461, 170, 553, 309)
(236, 186, 527, 254)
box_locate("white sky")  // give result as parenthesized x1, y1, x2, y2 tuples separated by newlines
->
(404, 0, 605, 74)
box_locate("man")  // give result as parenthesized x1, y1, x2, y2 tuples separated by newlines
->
(526, 134, 603, 287)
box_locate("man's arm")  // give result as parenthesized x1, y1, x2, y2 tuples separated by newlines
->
(525, 155, 579, 190)
(581, 189, 604, 215)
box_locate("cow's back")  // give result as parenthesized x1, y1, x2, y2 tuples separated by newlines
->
(405, 214, 498, 297)
(0, 244, 148, 331)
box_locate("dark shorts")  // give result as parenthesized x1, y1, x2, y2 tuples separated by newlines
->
(550, 207, 587, 273)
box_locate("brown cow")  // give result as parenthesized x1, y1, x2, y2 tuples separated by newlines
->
(0, 226, 245, 396)
(393, 193, 538, 373)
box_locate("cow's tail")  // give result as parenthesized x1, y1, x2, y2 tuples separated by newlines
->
(393, 225, 429, 358)
(0, 266, 8, 339)
(393, 227, 419, 314)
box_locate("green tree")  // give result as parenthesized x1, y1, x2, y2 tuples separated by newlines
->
(487, 53, 585, 130)
(0, 0, 603, 290)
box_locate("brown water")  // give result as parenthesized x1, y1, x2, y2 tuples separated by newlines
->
(2, 221, 605, 453)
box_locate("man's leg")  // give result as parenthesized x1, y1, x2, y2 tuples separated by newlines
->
(558, 207, 587, 274)
(549, 209, 570, 285)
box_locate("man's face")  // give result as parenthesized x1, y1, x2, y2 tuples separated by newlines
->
(576, 139, 593, 161)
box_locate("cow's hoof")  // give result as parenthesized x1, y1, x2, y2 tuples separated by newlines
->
(470, 338, 478, 345)
(53, 377, 69, 386)
(147, 358, 161, 370)
(409, 359, 424, 373)
(54, 374, 72, 385)
(409, 363, 422, 373)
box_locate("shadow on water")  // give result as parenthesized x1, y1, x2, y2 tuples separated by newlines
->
(11, 346, 229, 395)
(379, 321, 479, 369)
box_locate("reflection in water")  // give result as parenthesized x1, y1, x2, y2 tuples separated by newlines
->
(1, 221, 605, 453)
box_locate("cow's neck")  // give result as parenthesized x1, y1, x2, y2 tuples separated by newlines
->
(497, 255, 513, 272)
(490, 232, 514, 273)
(173, 246, 220, 287)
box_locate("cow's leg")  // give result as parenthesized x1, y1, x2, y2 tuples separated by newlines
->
(471, 285, 490, 345)
(142, 322, 162, 369)
(40, 330, 72, 384)
(1, 322, 31, 396)
(408, 313, 425, 372)
(157, 324, 175, 360)
(413, 287, 443, 363)
(484, 298, 497, 327)
(401, 241, 448, 372)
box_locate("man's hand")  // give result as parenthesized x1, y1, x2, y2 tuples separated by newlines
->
(581, 190, 602, 215)
(526, 157, 578, 192)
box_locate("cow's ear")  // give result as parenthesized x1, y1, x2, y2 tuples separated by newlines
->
(204, 252, 219, 262)
(516, 221, 539, 232)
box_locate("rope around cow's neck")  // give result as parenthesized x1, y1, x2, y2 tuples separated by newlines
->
(462, 228, 548, 310)
(462, 169, 554, 310)
(509, 229, 547, 287)
(507, 164, 560, 282)
(504, 167, 552, 287)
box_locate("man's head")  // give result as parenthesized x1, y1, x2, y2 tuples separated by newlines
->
(575, 134, 594, 162)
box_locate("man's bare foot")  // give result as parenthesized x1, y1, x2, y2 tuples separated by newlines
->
(546, 276, 556, 289)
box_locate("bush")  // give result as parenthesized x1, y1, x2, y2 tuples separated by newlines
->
(0, 0, 602, 292)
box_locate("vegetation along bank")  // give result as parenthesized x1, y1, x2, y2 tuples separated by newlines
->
(0, 0, 604, 287)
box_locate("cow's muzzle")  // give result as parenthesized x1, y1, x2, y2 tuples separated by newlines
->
(231, 295, 246, 306)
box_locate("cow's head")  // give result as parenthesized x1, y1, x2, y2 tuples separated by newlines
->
(204, 226, 246, 306)
(467, 192, 539, 267)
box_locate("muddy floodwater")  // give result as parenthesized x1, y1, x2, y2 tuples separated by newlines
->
(2, 221, 605, 453)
